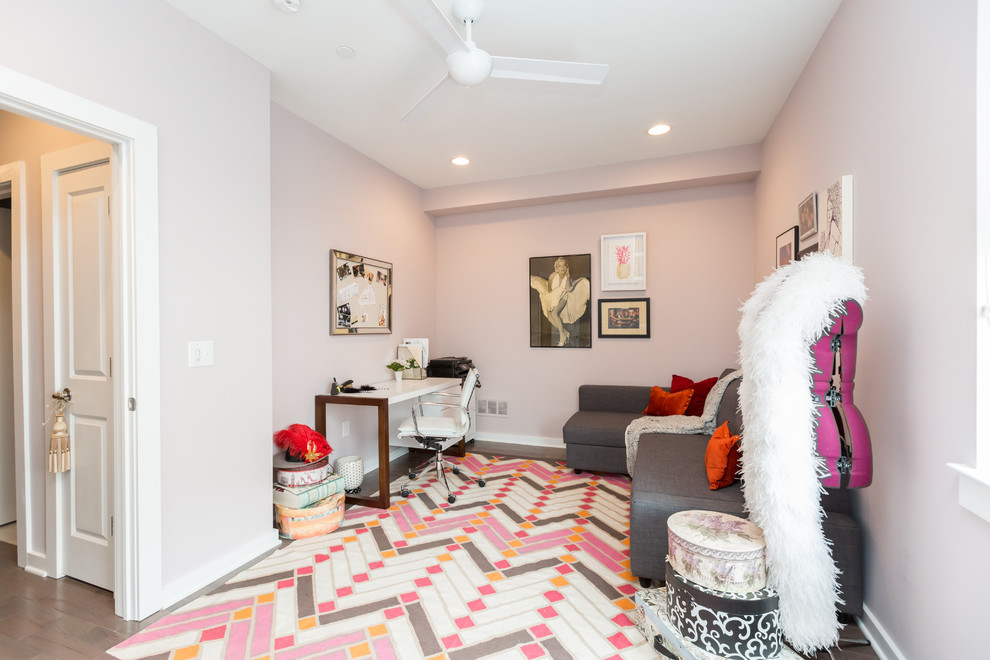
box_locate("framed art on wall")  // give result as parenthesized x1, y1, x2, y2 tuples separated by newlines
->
(601, 232, 646, 291)
(775, 226, 798, 268)
(330, 249, 392, 335)
(798, 192, 818, 241)
(529, 254, 592, 348)
(598, 298, 650, 338)
(820, 174, 854, 262)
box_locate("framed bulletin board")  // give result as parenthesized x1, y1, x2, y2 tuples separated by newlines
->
(330, 250, 392, 335)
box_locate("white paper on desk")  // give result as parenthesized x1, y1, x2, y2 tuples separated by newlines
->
(402, 338, 429, 368)
(359, 286, 376, 306)
(339, 282, 359, 302)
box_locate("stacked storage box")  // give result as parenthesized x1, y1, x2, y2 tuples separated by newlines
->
(635, 510, 801, 660)
(273, 457, 346, 539)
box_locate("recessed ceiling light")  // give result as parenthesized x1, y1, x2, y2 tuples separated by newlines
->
(272, 0, 300, 13)
(647, 123, 672, 136)
(336, 46, 356, 59)
(451, 156, 470, 166)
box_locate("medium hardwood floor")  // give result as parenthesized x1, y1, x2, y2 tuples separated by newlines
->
(0, 440, 878, 659)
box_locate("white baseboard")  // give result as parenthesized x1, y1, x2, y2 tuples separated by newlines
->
(473, 432, 564, 449)
(857, 604, 905, 660)
(159, 528, 280, 610)
(24, 549, 47, 577)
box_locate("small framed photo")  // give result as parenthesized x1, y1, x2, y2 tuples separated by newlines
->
(601, 233, 646, 291)
(798, 192, 818, 241)
(598, 298, 650, 338)
(775, 226, 798, 269)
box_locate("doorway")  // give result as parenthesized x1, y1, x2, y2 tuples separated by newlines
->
(0, 66, 162, 621)
(1, 185, 13, 542)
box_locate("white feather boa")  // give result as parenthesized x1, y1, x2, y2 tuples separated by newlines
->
(737, 252, 866, 654)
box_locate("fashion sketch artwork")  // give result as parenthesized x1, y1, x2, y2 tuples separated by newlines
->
(529, 254, 592, 348)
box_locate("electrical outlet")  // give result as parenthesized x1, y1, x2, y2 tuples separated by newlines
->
(342, 421, 350, 437)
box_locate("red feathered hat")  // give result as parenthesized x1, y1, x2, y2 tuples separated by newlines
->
(273, 424, 332, 463)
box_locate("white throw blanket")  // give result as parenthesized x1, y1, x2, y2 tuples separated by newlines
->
(624, 370, 742, 475)
(737, 252, 866, 654)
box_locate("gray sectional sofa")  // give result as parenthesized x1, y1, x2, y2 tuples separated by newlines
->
(561, 371, 864, 617)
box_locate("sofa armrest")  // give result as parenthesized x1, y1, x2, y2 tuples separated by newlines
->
(578, 385, 652, 413)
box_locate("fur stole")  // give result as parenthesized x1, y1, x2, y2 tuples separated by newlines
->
(737, 252, 866, 653)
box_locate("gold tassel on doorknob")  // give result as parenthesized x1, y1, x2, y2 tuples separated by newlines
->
(48, 389, 72, 473)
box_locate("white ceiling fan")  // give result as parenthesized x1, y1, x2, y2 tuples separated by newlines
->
(398, 0, 609, 121)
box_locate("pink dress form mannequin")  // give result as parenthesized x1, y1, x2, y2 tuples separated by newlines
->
(810, 299, 872, 488)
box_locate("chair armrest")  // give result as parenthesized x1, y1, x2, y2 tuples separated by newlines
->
(410, 401, 469, 437)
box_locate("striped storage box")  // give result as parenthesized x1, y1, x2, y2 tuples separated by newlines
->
(275, 493, 345, 540)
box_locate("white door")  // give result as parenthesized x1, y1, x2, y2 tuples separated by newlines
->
(42, 142, 115, 590)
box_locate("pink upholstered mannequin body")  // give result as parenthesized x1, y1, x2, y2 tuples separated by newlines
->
(810, 300, 872, 488)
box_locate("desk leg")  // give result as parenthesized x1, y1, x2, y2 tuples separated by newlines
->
(375, 401, 390, 508)
(315, 399, 391, 510)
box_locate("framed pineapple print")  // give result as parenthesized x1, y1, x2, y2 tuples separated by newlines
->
(601, 232, 646, 291)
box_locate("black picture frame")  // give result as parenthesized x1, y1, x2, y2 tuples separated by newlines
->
(775, 226, 799, 269)
(529, 254, 592, 348)
(598, 298, 651, 338)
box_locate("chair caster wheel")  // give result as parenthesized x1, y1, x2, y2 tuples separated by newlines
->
(408, 471, 417, 479)
(452, 466, 460, 475)
(478, 479, 486, 487)
(401, 488, 411, 498)
(447, 495, 456, 504)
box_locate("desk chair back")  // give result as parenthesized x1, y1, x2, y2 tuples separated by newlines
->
(459, 368, 480, 411)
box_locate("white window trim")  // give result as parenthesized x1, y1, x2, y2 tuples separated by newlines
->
(952, 0, 990, 524)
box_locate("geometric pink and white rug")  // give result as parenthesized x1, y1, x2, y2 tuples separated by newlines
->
(109, 454, 654, 659)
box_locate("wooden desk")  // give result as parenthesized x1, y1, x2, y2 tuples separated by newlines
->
(314, 377, 464, 509)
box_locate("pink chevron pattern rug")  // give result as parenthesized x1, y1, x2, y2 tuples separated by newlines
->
(110, 454, 653, 659)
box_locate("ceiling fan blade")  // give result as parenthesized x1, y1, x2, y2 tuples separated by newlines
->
(397, 0, 466, 55)
(490, 56, 609, 85)
(399, 74, 456, 123)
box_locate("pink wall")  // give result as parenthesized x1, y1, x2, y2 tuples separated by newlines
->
(435, 182, 755, 443)
(2, 0, 275, 592)
(270, 104, 438, 461)
(756, 0, 988, 654)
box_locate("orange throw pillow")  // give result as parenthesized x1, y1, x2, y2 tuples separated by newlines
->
(643, 387, 693, 416)
(705, 421, 742, 490)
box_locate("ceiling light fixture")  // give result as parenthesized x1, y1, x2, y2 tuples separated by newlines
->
(647, 123, 672, 136)
(272, 0, 301, 14)
(451, 156, 470, 166)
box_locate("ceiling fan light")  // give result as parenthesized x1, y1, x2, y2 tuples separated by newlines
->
(451, 156, 470, 166)
(446, 48, 493, 87)
(648, 123, 672, 136)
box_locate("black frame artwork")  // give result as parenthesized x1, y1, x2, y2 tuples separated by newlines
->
(529, 254, 592, 348)
(775, 226, 799, 269)
(598, 298, 651, 338)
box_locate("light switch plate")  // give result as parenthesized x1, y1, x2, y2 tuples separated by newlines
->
(188, 341, 214, 367)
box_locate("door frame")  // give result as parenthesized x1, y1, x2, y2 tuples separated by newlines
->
(0, 160, 27, 573)
(0, 64, 161, 621)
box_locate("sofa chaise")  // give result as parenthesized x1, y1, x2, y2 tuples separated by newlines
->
(561, 371, 864, 617)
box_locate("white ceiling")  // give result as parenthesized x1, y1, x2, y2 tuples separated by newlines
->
(163, 0, 841, 190)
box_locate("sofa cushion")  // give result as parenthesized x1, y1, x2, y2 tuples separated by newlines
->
(704, 421, 741, 490)
(671, 374, 718, 416)
(562, 410, 643, 448)
(577, 385, 652, 413)
(643, 387, 693, 416)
